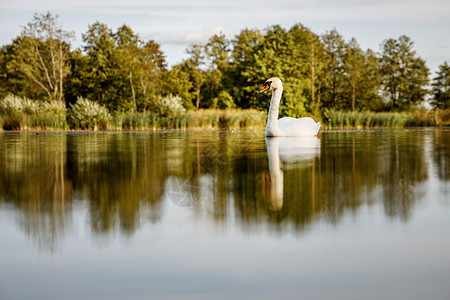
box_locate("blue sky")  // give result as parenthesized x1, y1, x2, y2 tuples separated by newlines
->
(1, 0, 449, 74)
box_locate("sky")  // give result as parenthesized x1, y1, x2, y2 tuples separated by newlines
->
(1, 0, 449, 75)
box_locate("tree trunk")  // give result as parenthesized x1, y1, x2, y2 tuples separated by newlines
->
(140, 74, 148, 112)
(195, 81, 201, 110)
(311, 45, 315, 107)
(352, 81, 356, 111)
(59, 41, 64, 103)
(130, 71, 136, 112)
(196, 90, 200, 110)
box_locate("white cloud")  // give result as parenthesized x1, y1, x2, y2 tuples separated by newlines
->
(158, 26, 235, 45)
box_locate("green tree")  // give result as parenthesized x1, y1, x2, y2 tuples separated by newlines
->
(321, 29, 346, 109)
(430, 61, 450, 109)
(114, 25, 141, 112)
(360, 49, 383, 111)
(0, 43, 47, 99)
(307, 30, 327, 110)
(204, 33, 230, 73)
(81, 22, 118, 110)
(164, 66, 194, 110)
(202, 69, 223, 108)
(281, 24, 315, 117)
(379, 35, 429, 110)
(138, 41, 167, 112)
(7, 12, 74, 102)
(343, 38, 365, 111)
(342, 39, 381, 111)
(183, 45, 207, 109)
(228, 28, 265, 108)
(79, 22, 167, 112)
(236, 25, 286, 111)
(202, 33, 232, 108)
(228, 24, 323, 116)
(65, 49, 89, 105)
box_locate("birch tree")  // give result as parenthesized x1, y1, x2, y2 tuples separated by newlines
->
(11, 12, 74, 102)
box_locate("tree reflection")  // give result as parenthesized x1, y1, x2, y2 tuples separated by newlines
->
(0, 134, 72, 251)
(379, 131, 428, 220)
(65, 134, 166, 234)
(432, 130, 450, 181)
(0, 129, 447, 250)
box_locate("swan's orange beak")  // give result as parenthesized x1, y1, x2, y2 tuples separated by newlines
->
(259, 84, 270, 94)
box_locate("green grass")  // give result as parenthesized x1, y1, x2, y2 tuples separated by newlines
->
(323, 109, 450, 128)
(0, 94, 67, 130)
(0, 108, 266, 131)
(2, 94, 449, 131)
(112, 109, 267, 130)
(1, 111, 67, 130)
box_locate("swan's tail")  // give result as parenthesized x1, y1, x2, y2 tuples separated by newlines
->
(315, 122, 321, 136)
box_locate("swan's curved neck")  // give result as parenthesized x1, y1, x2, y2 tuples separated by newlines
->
(265, 87, 283, 136)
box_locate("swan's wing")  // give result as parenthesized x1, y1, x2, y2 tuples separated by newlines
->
(278, 117, 321, 136)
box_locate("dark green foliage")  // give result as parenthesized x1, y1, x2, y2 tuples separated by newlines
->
(431, 61, 450, 109)
(378, 36, 430, 110)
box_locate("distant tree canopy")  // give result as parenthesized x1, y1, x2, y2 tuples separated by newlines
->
(0, 12, 445, 116)
(378, 36, 430, 111)
(431, 61, 450, 109)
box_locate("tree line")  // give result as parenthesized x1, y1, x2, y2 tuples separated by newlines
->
(1, 12, 449, 117)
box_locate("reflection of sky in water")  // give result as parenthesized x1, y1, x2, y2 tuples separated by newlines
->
(0, 130, 450, 299)
(2, 193, 450, 300)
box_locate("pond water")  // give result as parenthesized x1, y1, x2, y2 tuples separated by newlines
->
(0, 129, 449, 300)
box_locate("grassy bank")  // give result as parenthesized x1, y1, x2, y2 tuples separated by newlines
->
(323, 109, 450, 128)
(0, 94, 267, 131)
(2, 109, 450, 131)
(113, 109, 267, 130)
(1, 95, 450, 131)
(0, 95, 67, 130)
(0, 109, 267, 131)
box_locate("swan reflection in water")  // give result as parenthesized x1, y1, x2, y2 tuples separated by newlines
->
(265, 136, 321, 210)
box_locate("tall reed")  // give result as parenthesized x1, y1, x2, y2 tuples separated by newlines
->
(112, 109, 266, 130)
(0, 94, 67, 130)
(3, 94, 448, 131)
(323, 109, 450, 128)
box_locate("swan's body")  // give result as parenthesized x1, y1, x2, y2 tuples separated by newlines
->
(260, 78, 321, 137)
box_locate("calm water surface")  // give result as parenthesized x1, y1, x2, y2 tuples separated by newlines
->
(0, 129, 449, 300)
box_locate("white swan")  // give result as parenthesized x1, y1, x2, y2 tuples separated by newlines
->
(259, 78, 321, 137)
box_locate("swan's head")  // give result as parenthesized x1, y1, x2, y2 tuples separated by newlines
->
(259, 78, 283, 94)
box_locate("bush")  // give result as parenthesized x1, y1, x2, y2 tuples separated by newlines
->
(0, 94, 42, 115)
(0, 94, 67, 130)
(0, 94, 26, 114)
(155, 95, 186, 119)
(68, 97, 111, 129)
